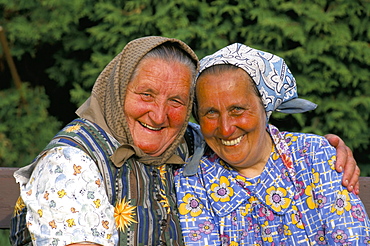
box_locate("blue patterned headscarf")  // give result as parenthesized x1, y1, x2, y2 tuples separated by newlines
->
(198, 43, 317, 121)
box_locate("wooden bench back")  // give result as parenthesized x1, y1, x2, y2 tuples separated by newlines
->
(0, 167, 20, 229)
(1, 167, 370, 229)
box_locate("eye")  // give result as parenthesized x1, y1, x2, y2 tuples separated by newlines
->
(230, 106, 244, 115)
(169, 98, 185, 108)
(140, 93, 153, 101)
(205, 109, 218, 118)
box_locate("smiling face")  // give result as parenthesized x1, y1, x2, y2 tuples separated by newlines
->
(124, 57, 192, 156)
(196, 67, 272, 177)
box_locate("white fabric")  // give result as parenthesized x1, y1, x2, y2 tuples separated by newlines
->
(19, 146, 118, 246)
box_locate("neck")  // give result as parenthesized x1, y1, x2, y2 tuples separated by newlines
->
(236, 132, 273, 178)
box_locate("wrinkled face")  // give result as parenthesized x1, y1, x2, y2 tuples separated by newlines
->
(196, 68, 271, 175)
(124, 57, 192, 156)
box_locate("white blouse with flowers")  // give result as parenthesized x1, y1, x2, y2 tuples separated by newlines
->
(19, 146, 119, 246)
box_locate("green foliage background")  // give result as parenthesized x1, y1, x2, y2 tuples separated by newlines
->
(0, 0, 369, 173)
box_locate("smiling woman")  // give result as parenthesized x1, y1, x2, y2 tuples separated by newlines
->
(10, 36, 201, 246)
(175, 43, 370, 245)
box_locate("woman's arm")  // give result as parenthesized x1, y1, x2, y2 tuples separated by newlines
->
(21, 147, 117, 246)
(325, 134, 360, 194)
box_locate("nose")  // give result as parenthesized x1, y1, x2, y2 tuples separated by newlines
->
(148, 101, 168, 126)
(218, 114, 234, 138)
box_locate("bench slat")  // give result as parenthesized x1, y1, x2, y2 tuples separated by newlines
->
(360, 176, 370, 215)
(0, 167, 20, 229)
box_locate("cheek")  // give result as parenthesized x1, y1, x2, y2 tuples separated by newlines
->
(124, 100, 149, 119)
(240, 117, 256, 130)
(167, 107, 188, 127)
(199, 119, 217, 137)
(237, 111, 262, 131)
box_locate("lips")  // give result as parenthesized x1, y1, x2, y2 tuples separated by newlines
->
(140, 122, 162, 131)
(221, 135, 244, 146)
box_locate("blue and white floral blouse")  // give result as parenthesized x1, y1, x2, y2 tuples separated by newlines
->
(175, 124, 370, 246)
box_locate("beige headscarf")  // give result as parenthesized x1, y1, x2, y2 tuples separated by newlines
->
(76, 36, 199, 167)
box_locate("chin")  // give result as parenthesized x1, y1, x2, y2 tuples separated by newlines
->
(138, 145, 165, 157)
(135, 136, 176, 156)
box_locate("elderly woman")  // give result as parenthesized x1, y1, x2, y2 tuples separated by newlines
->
(11, 37, 359, 246)
(175, 43, 370, 245)
(12, 36, 201, 246)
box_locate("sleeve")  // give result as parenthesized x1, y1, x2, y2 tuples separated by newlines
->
(175, 169, 220, 246)
(306, 135, 370, 244)
(20, 146, 118, 246)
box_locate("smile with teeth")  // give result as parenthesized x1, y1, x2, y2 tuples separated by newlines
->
(140, 122, 162, 131)
(221, 135, 243, 146)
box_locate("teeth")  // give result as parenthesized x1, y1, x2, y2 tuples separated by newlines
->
(141, 122, 161, 131)
(221, 136, 243, 146)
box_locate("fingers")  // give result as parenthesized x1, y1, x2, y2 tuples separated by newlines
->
(348, 165, 361, 195)
(325, 134, 345, 173)
(341, 146, 359, 194)
(333, 142, 347, 176)
(324, 134, 360, 194)
(325, 134, 340, 148)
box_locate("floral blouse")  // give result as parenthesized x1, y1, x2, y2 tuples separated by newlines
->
(175, 125, 370, 246)
(19, 146, 119, 246)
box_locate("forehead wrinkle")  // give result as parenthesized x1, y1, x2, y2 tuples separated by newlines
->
(138, 58, 191, 84)
(131, 59, 192, 104)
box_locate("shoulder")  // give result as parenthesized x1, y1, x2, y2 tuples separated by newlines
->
(186, 122, 203, 147)
(282, 132, 337, 175)
(282, 131, 333, 152)
(176, 152, 223, 183)
(176, 122, 203, 161)
(43, 145, 95, 162)
(22, 146, 105, 206)
(32, 146, 99, 180)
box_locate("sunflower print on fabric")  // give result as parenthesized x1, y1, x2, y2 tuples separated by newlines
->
(114, 197, 137, 231)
